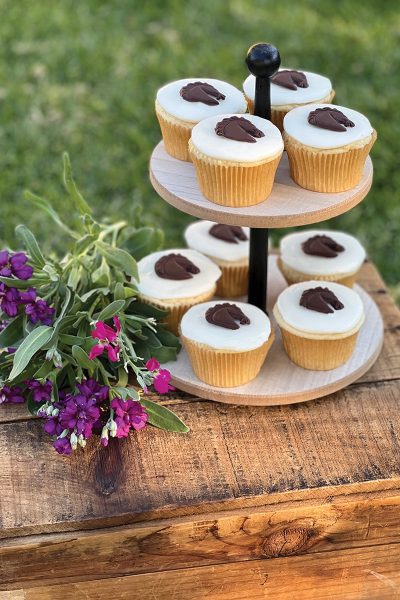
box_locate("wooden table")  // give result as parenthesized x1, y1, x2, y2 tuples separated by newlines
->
(1, 262, 400, 600)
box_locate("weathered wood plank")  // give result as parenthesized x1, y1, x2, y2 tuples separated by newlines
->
(1, 493, 400, 590)
(10, 542, 400, 599)
(0, 378, 400, 538)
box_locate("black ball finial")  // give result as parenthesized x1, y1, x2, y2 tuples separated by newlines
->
(246, 43, 281, 78)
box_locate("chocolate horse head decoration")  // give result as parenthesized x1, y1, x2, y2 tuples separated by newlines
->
(155, 253, 200, 280)
(209, 224, 248, 244)
(300, 287, 344, 314)
(215, 116, 265, 143)
(308, 107, 355, 132)
(272, 70, 308, 90)
(180, 81, 226, 106)
(302, 235, 345, 258)
(205, 303, 250, 330)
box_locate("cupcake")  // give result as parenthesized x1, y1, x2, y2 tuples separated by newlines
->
(136, 249, 221, 335)
(184, 221, 250, 297)
(273, 281, 365, 370)
(243, 68, 334, 131)
(283, 103, 376, 192)
(279, 230, 366, 287)
(189, 114, 283, 207)
(156, 78, 247, 161)
(180, 301, 274, 387)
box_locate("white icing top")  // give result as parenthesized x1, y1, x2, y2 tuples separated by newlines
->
(280, 230, 366, 276)
(190, 114, 283, 162)
(276, 281, 364, 335)
(243, 69, 332, 107)
(136, 249, 221, 300)
(181, 301, 271, 350)
(184, 221, 250, 262)
(284, 103, 373, 149)
(156, 78, 247, 123)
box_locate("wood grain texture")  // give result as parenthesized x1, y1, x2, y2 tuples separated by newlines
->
(150, 141, 373, 228)
(9, 543, 400, 599)
(1, 492, 400, 590)
(163, 256, 384, 405)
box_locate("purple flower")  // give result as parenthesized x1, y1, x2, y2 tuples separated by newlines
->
(0, 284, 21, 317)
(111, 397, 148, 438)
(76, 379, 109, 403)
(0, 386, 25, 404)
(53, 436, 72, 456)
(59, 394, 101, 439)
(26, 379, 52, 403)
(44, 417, 64, 437)
(0, 251, 33, 280)
(20, 289, 55, 326)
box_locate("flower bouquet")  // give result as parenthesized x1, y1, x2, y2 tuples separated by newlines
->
(0, 154, 188, 455)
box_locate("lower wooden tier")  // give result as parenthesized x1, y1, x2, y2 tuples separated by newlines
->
(164, 256, 383, 406)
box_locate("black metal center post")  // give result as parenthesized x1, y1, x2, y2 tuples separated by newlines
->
(245, 43, 281, 312)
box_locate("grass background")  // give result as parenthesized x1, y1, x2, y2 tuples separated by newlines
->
(0, 0, 399, 287)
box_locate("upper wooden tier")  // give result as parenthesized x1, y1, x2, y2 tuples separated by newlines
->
(150, 141, 373, 228)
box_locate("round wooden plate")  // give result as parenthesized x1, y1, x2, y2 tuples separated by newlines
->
(162, 257, 383, 406)
(150, 141, 373, 229)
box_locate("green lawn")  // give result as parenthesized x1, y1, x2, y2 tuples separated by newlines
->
(0, 0, 399, 288)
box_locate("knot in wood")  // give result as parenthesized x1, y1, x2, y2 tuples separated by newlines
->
(262, 526, 314, 558)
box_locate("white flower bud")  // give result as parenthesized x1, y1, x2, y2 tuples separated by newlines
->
(70, 432, 78, 450)
(109, 419, 117, 437)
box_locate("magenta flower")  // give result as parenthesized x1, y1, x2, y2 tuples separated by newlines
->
(0, 284, 21, 317)
(0, 385, 25, 404)
(53, 437, 72, 456)
(153, 369, 175, 394)
(0, 251, 33, 280)
(146, 357, 160, 371)
(89, 316, 121, 363)
(26, 379, 52, 403)
(111, 397, 148, 438)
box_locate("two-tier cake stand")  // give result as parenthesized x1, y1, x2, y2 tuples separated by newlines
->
(149, 43, 383, 406)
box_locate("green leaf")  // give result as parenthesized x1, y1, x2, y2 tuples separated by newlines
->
(80, 287, 109, 303)
(113, 282, 125, 301)
(122, 227, 164, 261)
(74, 234, 96, 255)
(67, 266, 82, 290)
(147, 345, 180, 364)
(132, 301, 167, 319)
(9, 326, 54, 381)
(49, 287, 73, 343)
(0, 315, 24, 348)
(27, 395, 46, 416)
(0, 275, 49, 289)
(15, 225, 46, 268)
(92, 258, 111, 286)
(24, 191, 79, 239)
(72, 345, 94, 371)
(63, 152, 92, 215)
(96, 299, 125, 322)
(112, 386, 139, 401)
(96, 241, 139, 279)
(59, 333, 85, 346)
(33, 360, 55, 380)
(141, 399, 189, 433)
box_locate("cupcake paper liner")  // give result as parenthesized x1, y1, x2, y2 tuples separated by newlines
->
(140, 286, 216, 336)
(283, 130, 377, 193)
(277, 257, 358, 288)
(215, 262, 249, 297)
(279, 327, 359, 371)
(189, 142, 282, 207)
(181, 333, 275, 387)
(156, 107, 192, 162)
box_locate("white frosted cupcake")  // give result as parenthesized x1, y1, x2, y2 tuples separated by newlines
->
(273, 281, 365, 370)
(184, 221, 250, 297)
(279, 230, 366, 288)
(283, 103, 376, 192)
(136, 249, 221, 335)
(156, 78, 247, 161)
(189, 114, 283, 207)
(243, 68, 334, 131)
(180, 301, 274, 387)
